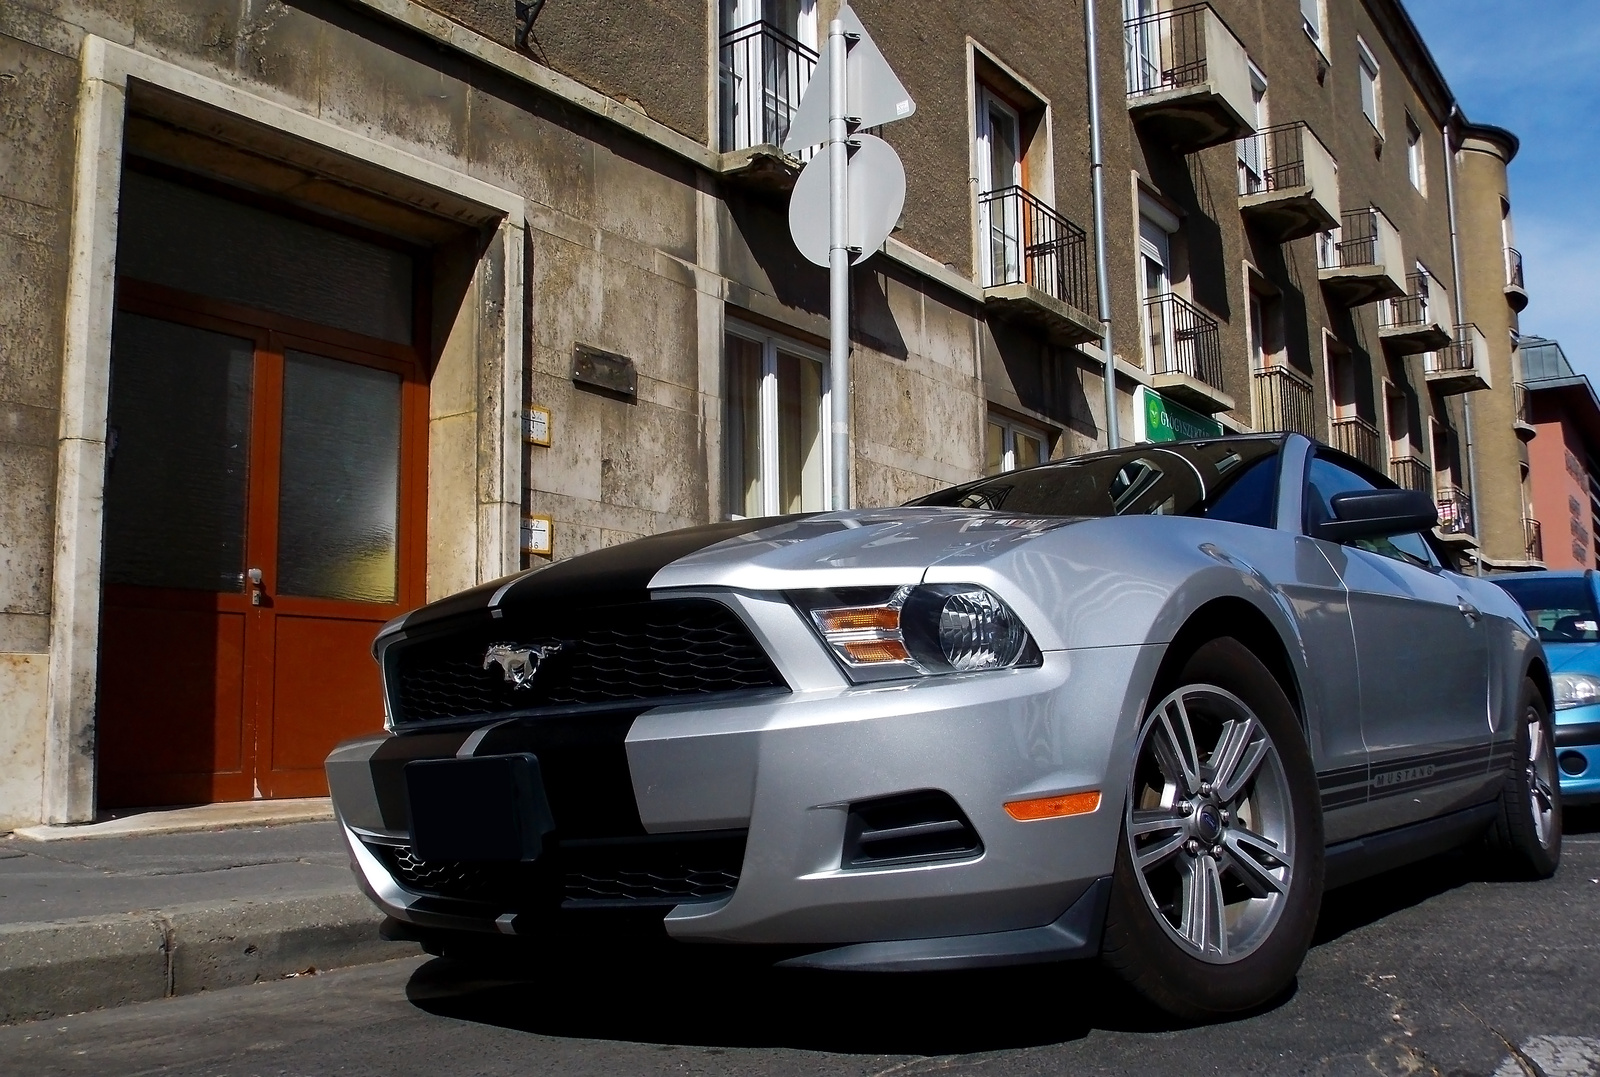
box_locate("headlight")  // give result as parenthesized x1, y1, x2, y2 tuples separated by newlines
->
(794, 584, 1040, 682)
(1553, 672, 1600, 710)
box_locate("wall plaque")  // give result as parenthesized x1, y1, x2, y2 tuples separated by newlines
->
(572, 345, 637, 400)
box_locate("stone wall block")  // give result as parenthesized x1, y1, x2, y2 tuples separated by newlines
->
(0, 652, 46, 830)
(0, 35, 78, 210)
(0, 443, 55, 617)
(590, 143, 696, 262)
(0, 197, 67, 410)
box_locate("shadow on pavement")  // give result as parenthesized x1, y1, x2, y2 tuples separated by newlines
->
(404, 942, 1221, 1053)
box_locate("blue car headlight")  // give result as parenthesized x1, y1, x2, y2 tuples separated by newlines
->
(1553, 672, 1600, 710)
(792, 584, 1041, 682)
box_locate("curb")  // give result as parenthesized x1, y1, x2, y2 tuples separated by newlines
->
(0, 889, 419, 1025)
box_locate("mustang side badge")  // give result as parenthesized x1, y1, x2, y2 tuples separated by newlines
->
(483, 642, 564, 689)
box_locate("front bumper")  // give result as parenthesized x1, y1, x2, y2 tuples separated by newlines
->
(1554, 704, 1600, 806)
(328, 643, 1158, 959)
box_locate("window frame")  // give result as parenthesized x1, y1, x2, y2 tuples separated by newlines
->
(1405, 112, 1426, 194)
(724, 319, 832, 519)
(1357, 36, 1382, 133)
(1300, 0, 1327, 57)
(986, 413, 1050, 475)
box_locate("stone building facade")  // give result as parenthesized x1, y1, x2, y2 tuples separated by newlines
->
(0, 0, 1527, 826)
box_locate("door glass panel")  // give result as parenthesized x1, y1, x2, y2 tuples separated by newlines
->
(776, 349, 824, 513)
(118, 171, 414, 344)
(103, 313, 253, 592)
(1015, 431, 1043, 470)
(726, 334, 764, 517)
(985, 421, 1005, 475)
(277, 351, 402, 603)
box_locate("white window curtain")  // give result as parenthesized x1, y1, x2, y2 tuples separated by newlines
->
(725, 322, 830, 518)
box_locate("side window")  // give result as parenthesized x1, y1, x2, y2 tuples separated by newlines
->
(1306, 456, 1438, 568)
(1203, 453, 1279, 528)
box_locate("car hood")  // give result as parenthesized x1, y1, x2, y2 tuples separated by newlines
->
(389, 508, 1081, 635)
(1543, 641, 1600, 675)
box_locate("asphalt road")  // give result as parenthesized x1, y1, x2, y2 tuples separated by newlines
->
(5, 812, 1600, 1077)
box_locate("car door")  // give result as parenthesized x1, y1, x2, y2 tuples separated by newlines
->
(1304, 454, 1492, 832)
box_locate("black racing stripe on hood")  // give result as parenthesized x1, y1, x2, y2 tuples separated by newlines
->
(492, 514, 818, 611)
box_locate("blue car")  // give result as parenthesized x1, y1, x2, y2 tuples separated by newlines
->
(1493, 570, 1600, 806)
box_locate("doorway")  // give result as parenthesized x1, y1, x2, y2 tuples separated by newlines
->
(97, 168, 428, 806)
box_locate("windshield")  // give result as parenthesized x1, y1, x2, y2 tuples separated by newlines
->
(907, 439, 1282, 526)
(1494, 576, 1600, 644)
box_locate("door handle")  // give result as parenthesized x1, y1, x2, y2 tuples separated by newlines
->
(248, 567, 264, 606)
(1458, 600, 1481, 624)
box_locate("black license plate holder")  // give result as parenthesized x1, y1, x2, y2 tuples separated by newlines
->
(404, 754, 554, 863)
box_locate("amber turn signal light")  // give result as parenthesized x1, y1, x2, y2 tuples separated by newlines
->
(1004, 791, 1101, 821)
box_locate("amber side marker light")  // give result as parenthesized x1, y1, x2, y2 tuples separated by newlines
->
(1004, 791, 1101, 821)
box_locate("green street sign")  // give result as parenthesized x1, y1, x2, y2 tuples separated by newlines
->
(1136, 385, 1224, 443)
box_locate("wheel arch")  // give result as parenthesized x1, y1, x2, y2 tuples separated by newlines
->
(1150, 596, 1307, 734)
(1525, 655, 1553, 714)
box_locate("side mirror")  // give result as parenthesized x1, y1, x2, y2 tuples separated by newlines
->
(1315, 488, 1439, 543)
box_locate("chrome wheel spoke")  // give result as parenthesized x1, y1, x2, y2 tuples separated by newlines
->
(1179, 855, 1228, 958)
(1221, 826, 1291, 898)
(1130, 808, 1186, 839)
(1135, 830, 1188, 874)
(1152, 699, 1203, 796)
(1211, 716, 1268, 802)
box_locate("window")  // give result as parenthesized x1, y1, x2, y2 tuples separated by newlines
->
(1137, 198, 1178, 369)
(1248, 286, 1284, 370)
(1305, 456, 1438, 567)
(985, 415, 1047, 475)
(976, 84, 1024, 287)
(1357, 37, 1381, 132)
(1300, 0, 1324, 52)
(1326, 336, 1357, 420)
(725, 323, 829, 518)
(1405, 114, 1426, 193)
(1495, 577, 1600, 644)
(1316, 226, 1339, 270)
(1237, 64, 1269, 194)
(719, 0, 818, 151)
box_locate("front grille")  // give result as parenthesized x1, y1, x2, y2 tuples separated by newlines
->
(389, 599, 785, 724)
(371, 831, 746, 909)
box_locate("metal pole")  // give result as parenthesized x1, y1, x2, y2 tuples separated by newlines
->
(1442, 105, 1481, 572)
(1084, 0, 1118, 449)
(827, 18, 852, 509)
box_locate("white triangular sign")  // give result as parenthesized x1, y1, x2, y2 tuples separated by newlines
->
(782, 4, 915, 154)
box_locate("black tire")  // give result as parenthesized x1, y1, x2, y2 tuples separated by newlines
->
(1100, 637, 1324, 1021)
(1485, 677, 1561, 879)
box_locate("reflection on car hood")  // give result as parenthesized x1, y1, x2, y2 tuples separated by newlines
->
(1544, 641, 1600, 675)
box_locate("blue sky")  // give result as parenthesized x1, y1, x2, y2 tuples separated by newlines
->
(1403, 0, 1600, 377)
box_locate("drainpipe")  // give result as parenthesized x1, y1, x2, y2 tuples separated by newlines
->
(1085, 0, 1119, 449)
(1442, 105, 1481, 572)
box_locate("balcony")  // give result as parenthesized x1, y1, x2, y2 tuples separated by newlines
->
(1524, 518, 1544, 563)
(1436, 486, 1474, 539)
(1424, 323, 1492, 395)
(718, 22, 817, 190)
(1319, 207, 1406, 306)
(1330, 416, 1383, 471)
(1143, 292, 1234, 413)
(979, 186, 1101, 346)
(1389, 455, 1431, 493)
(1378, 271, 1451, 354)
(1505, 246, 1529, 312)
(1125, 4, 1256, 152)
(1513, 381, 1536, 441)
(1236, 122, 1340, 242)
(1251, 365, 1316, 437)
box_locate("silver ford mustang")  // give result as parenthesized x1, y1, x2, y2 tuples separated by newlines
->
(326, 433, 1561, 1019)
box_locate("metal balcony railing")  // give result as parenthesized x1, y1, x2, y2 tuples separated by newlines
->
(1125, 3, 1213, 98)
(1437, 486, 1473, 536)
(1381, 271, 1436, 330)
(1251, 366, 1315, 437)
(1506, 246, 1525, 290)
(1431, 323, 1486, 374)
(1144, 292, 1223, 390)
(1236, 121, 1313, 195)
(978, 186, 1093, 315)
(719, 22, 817, 153)
(1525, 517, 1544, 561)
(1330, 416, 1382, 470)
(1514, 381, 1529, 425)
(1389, 455, 1430, 493)
(1323, 207, 1383, 270)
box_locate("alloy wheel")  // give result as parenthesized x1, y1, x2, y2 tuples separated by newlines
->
(1126, 684, 1296, 964)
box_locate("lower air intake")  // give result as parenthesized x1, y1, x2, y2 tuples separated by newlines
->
(843, 790, 982, 868)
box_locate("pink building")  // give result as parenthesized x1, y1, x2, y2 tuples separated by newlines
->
(1524, 338, 1600, 570)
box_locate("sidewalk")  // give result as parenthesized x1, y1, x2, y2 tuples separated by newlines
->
(0, 814, 417, 1024)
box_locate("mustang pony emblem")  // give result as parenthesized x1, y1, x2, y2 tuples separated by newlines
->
(482, 642, 564, 689)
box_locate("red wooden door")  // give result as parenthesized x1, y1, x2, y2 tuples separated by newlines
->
(98, 288, 426, 807)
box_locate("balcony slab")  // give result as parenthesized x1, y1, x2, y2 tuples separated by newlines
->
(1240, 186, 1338, 243)
(1424, 367, 1489, 395)
(982, 283, 1101, 347)
(1505, 280, 1530, 312)
(1150, 370, 1235, 415)
(1379, 322, 1451, 355)
(1319, 263, 1406, 307)
(1129, 86, 1253, 153)
(718, 146, 802, 194)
